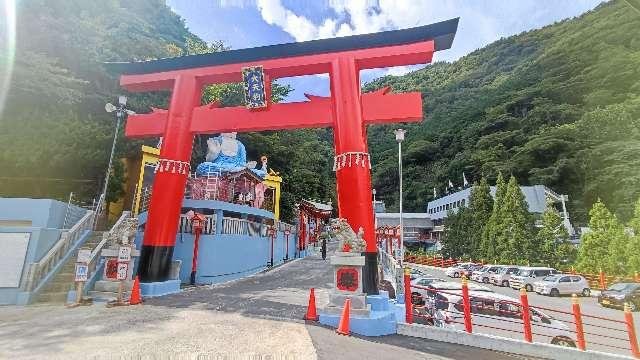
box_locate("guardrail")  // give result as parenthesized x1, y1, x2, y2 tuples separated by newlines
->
(404, 272, 640, 358)
(25, 211, 95, 291)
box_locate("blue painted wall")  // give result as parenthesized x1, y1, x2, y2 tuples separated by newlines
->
(0, 198, 88, 305)
(171, 231, 298, 284)
(134, 199, 300, 286)
(0, 198, 86, 228)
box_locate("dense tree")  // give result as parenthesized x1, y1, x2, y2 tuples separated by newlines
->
(499, 176, 535, 263)
(576, 200, 627, 274)
(627, 198, 640, 273)
(467, 178, 493, 257)
(442, 208, 473, 259)
(480, 173, 507, 261)
(537, 198, 575, 268)
(0, 0, 326, 222)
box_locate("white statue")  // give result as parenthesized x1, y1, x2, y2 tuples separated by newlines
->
(328, 218, 367, 253)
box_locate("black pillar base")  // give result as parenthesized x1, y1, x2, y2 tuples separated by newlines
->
(363, 251, 379, 295)
(138, 245, 174, 283)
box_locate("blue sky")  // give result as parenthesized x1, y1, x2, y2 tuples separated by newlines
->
(167, 0, 604, 101)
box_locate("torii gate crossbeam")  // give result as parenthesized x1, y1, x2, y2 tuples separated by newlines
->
(107, 18, 458, 294)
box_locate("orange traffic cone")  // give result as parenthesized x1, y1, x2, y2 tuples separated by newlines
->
(336, 298, 351, 336)
(304, 288, 319, 321)
(129, 276, 142, 305)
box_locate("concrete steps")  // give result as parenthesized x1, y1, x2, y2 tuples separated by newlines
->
(34, 231, 104, 304)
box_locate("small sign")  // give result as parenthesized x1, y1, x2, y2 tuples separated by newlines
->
(284, 229, 291, 236)
(117, 246, 131, 262)
(336, 267, 359, 292)
(242, 65, 267, 109)
(77, 249, 91, 264)
(104, 258, 119, 280)
(116, 263, 128, 280)
(74, 263, 88, 282)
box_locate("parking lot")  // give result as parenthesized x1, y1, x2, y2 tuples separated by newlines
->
(407, 263, 640, 358)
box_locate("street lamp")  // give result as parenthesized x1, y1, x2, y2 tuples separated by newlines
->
(101, 96, 134, 218)
(394, 129, 406, 265)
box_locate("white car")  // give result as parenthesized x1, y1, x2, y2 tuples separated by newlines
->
(423, 290, 576, 347)
(471, 265, 506, 283)
(534, 275, 591, 297)
(445, 263, 475, 278)
(489, 266, 521, 287)
(510, 267, 559, 292)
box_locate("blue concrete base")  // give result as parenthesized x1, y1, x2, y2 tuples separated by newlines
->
(318, 291, 398, 336)
(139, 279, 181, 297)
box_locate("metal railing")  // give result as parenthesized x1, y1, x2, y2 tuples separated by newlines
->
(221, 217, 266, 236)
(85, 211, 132, 282)
(185, 172, 276, 213)
(25, 210, 95, 291)
(92, 193, 105, 230)
(179, 214, 216, 234)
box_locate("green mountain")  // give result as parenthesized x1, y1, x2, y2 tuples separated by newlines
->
(0, 0, 333, 221)
(366, 0, 640, 223)
(2, 0, 638, 224)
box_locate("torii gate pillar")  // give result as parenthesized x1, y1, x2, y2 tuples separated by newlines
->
(330, 57, 378, 290)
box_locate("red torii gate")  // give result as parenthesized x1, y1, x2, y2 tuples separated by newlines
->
(108, 18, 458, 294)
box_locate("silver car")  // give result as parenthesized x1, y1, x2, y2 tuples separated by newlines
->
(509, 267, 559, 292)
(489, 266, 520, 287)
(534, 275, 591, 297)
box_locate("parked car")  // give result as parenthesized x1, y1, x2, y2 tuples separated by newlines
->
(445, 262, 475, 278)
(410, 280, 491, 305)
(462, 264, 484, 278)
(509, 267, 559, 292)
(410, 276, 446, 305)
(410, 268, 429, 280)
(471, 265, 506, 284)
(490, 266, 521, 287)
(423, 290, 576, 347)
(533, 275, 590, 297)
(598, 282, 640, 311)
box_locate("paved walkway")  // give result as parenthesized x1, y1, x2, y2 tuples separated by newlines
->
(148, 247, 523, 360)
(0, 247, 525, 359)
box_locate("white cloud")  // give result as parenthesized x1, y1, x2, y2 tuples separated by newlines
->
(255, 0, 602, 65)
(256, 0, 319, 41)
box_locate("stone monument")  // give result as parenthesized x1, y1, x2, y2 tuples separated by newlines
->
(322, 219, 370, 315)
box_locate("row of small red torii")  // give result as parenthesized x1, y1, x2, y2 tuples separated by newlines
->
(112, 19, 459, 291)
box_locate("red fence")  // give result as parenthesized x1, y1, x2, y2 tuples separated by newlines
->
(402, 271, 640, 358)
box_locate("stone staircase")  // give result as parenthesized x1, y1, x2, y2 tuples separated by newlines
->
(34, 231, 104, 303)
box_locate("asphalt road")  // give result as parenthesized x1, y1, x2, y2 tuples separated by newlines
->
(147, 244, 527, 360)
(408, 264, 640, 357)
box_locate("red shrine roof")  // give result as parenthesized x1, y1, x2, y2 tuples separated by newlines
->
(299, 199, 332, 219)
(105, 18, 458, 76)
